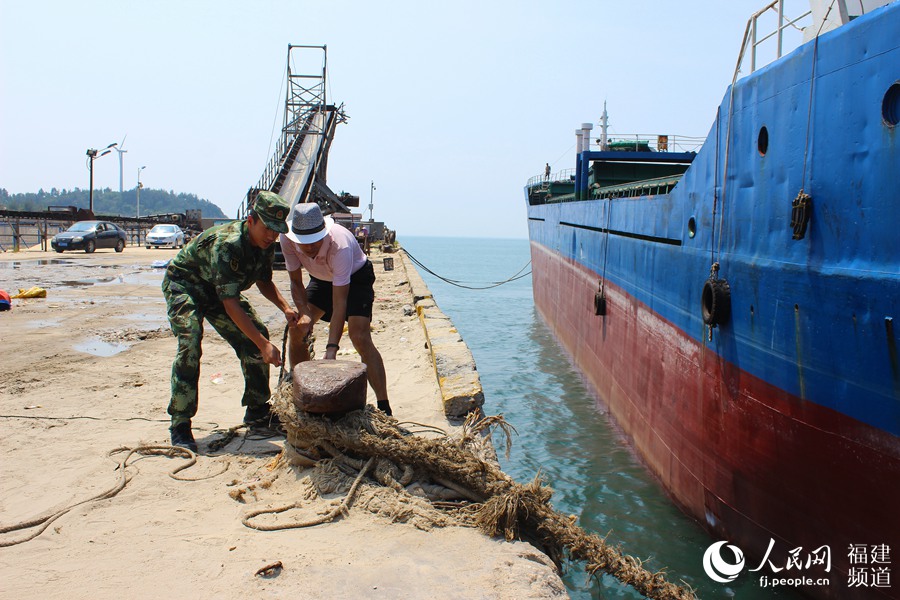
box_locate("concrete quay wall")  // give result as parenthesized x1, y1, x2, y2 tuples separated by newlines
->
(398, 246, 485, 418)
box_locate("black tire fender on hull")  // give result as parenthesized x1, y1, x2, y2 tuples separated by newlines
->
(702, 278, 731, 326)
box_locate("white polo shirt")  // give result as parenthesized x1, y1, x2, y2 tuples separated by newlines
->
(280, 222, 368, 286)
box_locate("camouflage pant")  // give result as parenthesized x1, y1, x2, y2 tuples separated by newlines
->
(163, 276, 270, 426)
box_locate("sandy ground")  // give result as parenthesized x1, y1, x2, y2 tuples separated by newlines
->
(0, 244, 566, 599)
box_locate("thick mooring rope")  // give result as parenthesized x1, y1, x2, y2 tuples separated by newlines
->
(269, 386, 695, 600)
(242, 456, 375, 531)
(0, 445, 225, 548)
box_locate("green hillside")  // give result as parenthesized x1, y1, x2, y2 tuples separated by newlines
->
(0, 187, 229, 219)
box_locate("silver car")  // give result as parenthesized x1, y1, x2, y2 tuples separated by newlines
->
(145, 224, 185, 249)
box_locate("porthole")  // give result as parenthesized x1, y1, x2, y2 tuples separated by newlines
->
(757, 126, 769, 156)
(688, 216, 697, 238)
(882, 82, 900, 127)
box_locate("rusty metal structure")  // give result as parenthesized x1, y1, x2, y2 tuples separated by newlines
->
(241, 44, 358, 220)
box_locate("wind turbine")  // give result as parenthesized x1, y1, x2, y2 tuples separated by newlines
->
(113, 135, 128, 193)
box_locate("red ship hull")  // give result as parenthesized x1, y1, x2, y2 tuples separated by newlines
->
(530, 242, 900, 597)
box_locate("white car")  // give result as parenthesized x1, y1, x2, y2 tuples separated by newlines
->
(145, 224, 185, 249)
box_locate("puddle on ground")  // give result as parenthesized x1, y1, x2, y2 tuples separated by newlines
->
(93, 273, 139, 285)
(120, 271, 164, 285)
(57, 270, 163, 287)
(73, 338, 131, 357)
(0, 259, 74, 268)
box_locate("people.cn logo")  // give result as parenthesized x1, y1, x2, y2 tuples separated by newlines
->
(703, 541, 746, 583)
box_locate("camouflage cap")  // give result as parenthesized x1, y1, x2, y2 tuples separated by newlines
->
(251, 191, 290, 234)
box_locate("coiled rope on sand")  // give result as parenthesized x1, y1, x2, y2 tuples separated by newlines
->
(0, 445, 225, 548)
(268, 383, 696, 600)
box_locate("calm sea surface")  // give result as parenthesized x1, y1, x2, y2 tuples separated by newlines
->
(400, 236, 797, 600)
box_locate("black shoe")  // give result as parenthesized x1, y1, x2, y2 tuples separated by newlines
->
(244, 404, 277, 426)
(170, 422, 198, 453)
(377, 400, 393, 417)
(244, 404, 284, 436)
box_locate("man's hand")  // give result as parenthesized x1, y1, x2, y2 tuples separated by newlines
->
(223, 297, 282, 366)
(283, 306, 300, 327)
(291, 313, 314, 339)
(260, 341, 283, 367)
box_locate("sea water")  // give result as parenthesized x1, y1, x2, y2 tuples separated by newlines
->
(400, 236, 798, 600)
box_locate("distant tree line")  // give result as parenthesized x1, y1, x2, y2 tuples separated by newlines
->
(0, 187, 228, 219)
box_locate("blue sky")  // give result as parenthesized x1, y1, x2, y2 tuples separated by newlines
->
(1, 0, 797, 238)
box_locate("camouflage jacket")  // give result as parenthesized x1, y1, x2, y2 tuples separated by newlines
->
(164, 220, 274, 302)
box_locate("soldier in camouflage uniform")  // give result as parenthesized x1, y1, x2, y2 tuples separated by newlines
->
(162, 191, 299, 452)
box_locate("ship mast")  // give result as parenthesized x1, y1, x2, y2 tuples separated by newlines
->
(599, 101, 609, 151)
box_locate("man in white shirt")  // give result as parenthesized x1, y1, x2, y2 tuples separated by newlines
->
(279, 203, 392, 416)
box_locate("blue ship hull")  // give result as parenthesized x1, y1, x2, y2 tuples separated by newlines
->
(526, 4, 900, 597)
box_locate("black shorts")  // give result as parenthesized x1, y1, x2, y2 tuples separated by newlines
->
(307, 260, 375, 322)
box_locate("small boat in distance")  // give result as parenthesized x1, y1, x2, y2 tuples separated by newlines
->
(524, 2, 900, 598)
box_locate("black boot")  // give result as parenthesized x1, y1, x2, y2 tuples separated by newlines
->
(244, 404, 276, 426)
(244, 404, 283, 435)
(170, 421, 198, 453)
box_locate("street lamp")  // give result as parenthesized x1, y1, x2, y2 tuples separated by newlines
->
(136, 166, 146, 219)
(86, 142, 117, 214)
(136, 166, 146, 244)
(369, 180, 375, 221)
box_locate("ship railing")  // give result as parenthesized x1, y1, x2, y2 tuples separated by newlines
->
(527, 168, 575, 188)
(738, 0, 812, 76)
(527, 132, 704, 187)
(590, 174, 685, 201)
(601, 134, 705, 154)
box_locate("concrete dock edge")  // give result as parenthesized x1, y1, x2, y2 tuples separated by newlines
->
(398, 245, 485, 418)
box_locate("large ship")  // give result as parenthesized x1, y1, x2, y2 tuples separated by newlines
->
(525, 1, 899, 597)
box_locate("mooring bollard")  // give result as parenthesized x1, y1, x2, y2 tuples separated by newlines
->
(291, 360, 367, 414)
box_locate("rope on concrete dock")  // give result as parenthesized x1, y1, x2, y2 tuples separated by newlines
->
(242, 456, 375, 531)
(269, 384, 695, 600)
